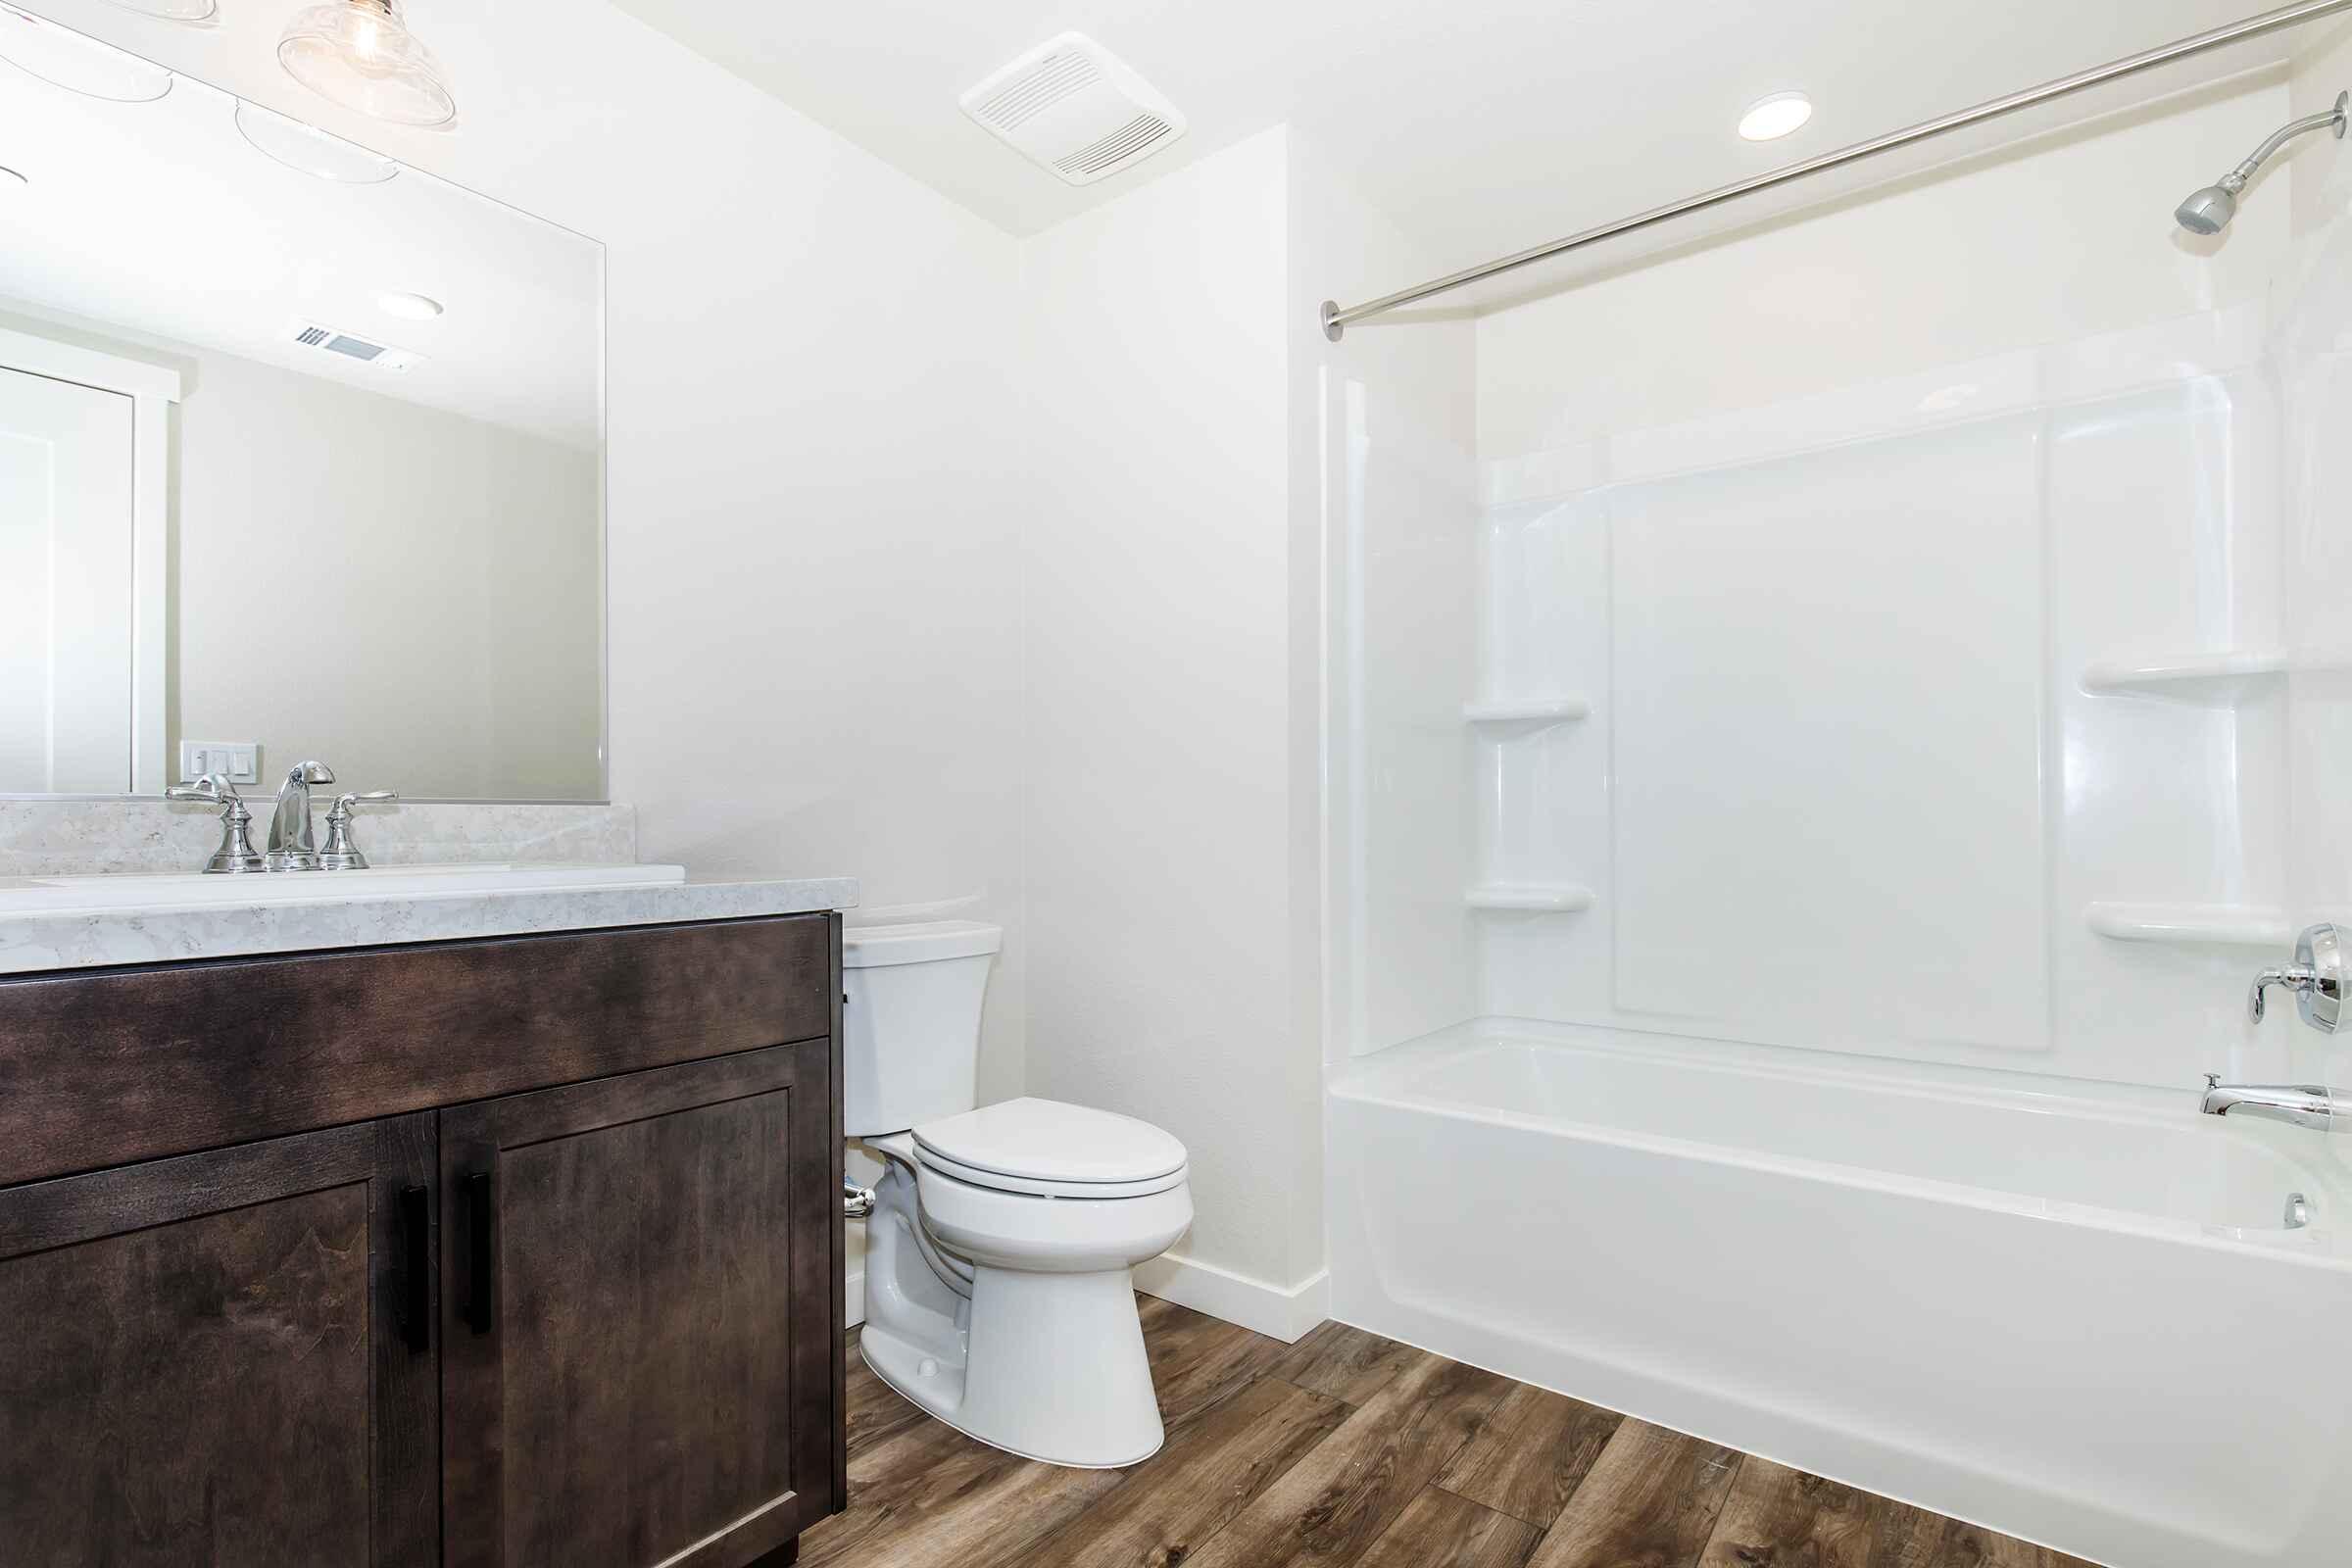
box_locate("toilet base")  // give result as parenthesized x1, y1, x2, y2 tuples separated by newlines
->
(864, 1263, 1165, 1469)
(860, 1155, 1166, 1469)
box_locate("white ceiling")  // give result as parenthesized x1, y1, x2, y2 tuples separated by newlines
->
(0, 16, 600, 448)
(605, 0, 2308, 281)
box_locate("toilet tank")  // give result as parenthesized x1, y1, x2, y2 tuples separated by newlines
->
(842, 919, 1003, 1137)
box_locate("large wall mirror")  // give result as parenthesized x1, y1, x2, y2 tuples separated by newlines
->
(0, 11, 604, 801)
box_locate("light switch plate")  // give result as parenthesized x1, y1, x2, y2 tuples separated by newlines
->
(178, 741, 260, 785)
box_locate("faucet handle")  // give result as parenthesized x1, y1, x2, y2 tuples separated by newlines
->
(319, 789, 397, 871)
(167, 773, 239, 805)
(330, 790, 398, 813)
(169, 775, 265, 873)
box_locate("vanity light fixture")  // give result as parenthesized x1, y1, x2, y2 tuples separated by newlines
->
(0, 6, 172, 101)
(1739, 91, 1813, 142)
(376, 290, 442, 319)
(277, 0, 454, 126)
(235, 100, 398, 182)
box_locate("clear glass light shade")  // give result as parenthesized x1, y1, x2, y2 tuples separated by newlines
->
(98, 0, 218, 21)
(277, 0, 454, 126)
(235, 100, 399, 182)
(0, 7, 172, 101)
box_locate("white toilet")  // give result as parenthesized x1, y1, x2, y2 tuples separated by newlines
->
(845, 918, 1193, 1468)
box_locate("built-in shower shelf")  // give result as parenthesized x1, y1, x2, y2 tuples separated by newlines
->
(1462, 698, 1591, 726)
(2084, 903, 2293, 946)
(1466, 884, 1595, 913)
(2080, 651, 2292, 702)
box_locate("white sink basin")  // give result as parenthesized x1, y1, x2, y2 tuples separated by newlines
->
(0, 862, 686, 913)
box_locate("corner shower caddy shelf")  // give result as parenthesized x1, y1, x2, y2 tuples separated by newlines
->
(1465, 884, 1595, 913)
(1462, 698, 1590, 726)
(2083, 903, 2293, 946)
(2079, 650, 2336, 702)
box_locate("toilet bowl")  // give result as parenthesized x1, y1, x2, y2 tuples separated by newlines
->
(844, 921, 1193, 1467)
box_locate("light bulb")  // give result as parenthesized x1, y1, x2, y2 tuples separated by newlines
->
(277, 0, 454, 126)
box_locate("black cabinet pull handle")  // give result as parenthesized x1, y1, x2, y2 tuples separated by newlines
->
(396, 1184, 430, 1353)
(464, 1169, 495, 1336)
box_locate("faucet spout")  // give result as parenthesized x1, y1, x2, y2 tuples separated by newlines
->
(266, 760, 336, 871)
(2200, 1074, 2339, 1131)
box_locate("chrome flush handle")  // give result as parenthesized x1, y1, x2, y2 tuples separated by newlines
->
(2248, 923, 2344, 1032)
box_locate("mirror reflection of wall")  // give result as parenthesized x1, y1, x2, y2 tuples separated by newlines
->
(0, 13, 605, 801)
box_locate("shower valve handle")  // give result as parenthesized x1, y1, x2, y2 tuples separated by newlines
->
(2248, 924, 2344, 1033)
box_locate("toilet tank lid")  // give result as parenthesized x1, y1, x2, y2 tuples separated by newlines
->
(842, 918, 1004, 968)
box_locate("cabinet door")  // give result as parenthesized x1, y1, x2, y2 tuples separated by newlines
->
(0, 1114, 440, 1567)
(439, 1041, 832, 1568)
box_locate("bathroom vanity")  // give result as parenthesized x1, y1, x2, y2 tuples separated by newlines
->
(0, 903, 847, 1568)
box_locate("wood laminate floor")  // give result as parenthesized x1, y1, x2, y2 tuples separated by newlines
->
(801, 1299, 2093, 1568)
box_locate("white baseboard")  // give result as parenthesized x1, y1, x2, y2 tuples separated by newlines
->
(850, 1255, 1328, 1344)
(1133, 1253, 1330, 1344)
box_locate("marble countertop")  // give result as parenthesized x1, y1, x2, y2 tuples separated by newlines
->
(0, 872, 858, 976)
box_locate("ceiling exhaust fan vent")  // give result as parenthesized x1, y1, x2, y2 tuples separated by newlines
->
(287, 319, 423, 372)
(959, 32, 1185, 186)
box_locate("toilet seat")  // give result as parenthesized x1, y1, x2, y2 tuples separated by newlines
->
(912, 1097, 1187, 1199)
(915, 1143, 1188, 1200)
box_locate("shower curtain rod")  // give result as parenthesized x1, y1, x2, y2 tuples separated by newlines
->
(1318, 0, 2352, 339)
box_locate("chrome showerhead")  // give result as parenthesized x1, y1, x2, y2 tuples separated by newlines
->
(2176, 183, 2238, 235)
(2176, 90, 2348, 236)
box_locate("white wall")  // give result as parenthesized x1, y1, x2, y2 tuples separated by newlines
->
(2289, 20, 2352, 237)
(1016, 128, 1321, 1324)
(1477, 76, 2294, 462)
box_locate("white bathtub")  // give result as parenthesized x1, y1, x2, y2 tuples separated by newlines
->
(1326, 1023, 2352, 1568)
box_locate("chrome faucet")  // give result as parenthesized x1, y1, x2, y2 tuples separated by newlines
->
(2201, 1074, 2343, 1131)
(265, 760, 336, 871)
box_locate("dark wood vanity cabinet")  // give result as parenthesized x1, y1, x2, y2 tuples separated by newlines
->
(0, 1113, 441, 1568)
(0, 913, 846, 1568)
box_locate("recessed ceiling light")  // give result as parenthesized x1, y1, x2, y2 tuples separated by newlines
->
(377, 291, 443, 320)
(1739, 91, 1813, 142)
